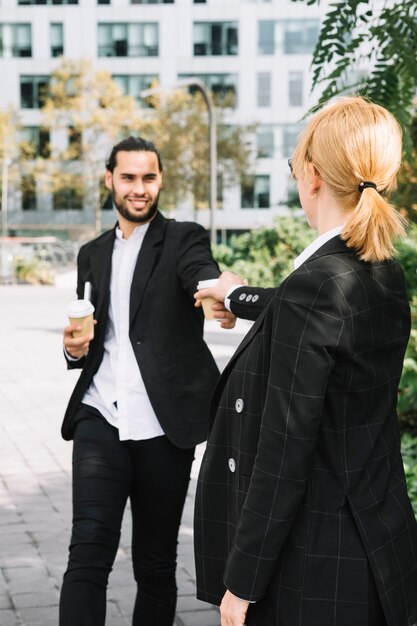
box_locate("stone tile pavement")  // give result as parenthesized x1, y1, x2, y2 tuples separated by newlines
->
(0, 276, 252, 626)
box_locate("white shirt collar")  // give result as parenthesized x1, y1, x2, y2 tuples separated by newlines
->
(115, 222, 150, 242)
(294, 225, 344, 270)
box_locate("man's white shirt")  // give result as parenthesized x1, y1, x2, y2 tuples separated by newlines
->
(80, 223, 164, 441)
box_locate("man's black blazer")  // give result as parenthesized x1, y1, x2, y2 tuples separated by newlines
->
(194, 236, 417, 626)
(62, 211, 220, 449)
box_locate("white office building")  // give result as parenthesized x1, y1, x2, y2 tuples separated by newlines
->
(0, 0, 323, 239)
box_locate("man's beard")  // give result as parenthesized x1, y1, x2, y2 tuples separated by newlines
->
(112, 190, 160, 224)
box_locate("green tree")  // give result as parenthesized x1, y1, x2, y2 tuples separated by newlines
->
(132, 89, 255, 213)
(0, 107, 34, 218)
(394, 106, 417, 221)
(294, 0, 417, 139)
(38, 59, 255, 230)
(39, 58, 138, 235)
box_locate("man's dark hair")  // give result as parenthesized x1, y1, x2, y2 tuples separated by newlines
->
(105, 136, 163, 173)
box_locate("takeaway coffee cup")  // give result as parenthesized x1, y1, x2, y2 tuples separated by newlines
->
(196, 278, 219, 320)
(67, 299, 95, 338)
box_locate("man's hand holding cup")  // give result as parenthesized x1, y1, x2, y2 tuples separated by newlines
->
(64, 299, 96, 359)
(194, 271, 247, 329)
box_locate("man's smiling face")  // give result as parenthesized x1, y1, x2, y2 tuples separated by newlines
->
(105, 149, 163, 228)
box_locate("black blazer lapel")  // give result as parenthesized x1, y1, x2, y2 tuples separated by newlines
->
(129, 212, 168, 328)
(90, 228, 115, 321)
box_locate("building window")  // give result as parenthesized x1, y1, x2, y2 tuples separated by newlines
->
(257, 72, 271, 107)
(193, 22, 238, 56)
(131, 0, 173, 3)
(53, 187, 83, 210)
(50, 23, 64, 57)
(258, 19, 319, 55)
(113, 74, 159, 104)
(98, 0, 110, 3)
(68, 126, 82, 159)
(0, 24, 32, 57)
(258, 20, 275, 55)
(241, 175, 270, 209)
(194, 0, 206, 3)
(20, 76, 49, 109)
(257, 126, 274, 158)
(20, 127, 50, 158)
(282, 124, 300, 157)
(178, 73, 238, 106)
(289, 71, 303, 106)
(22, 176, 37, 211)
(19, 0, 77, 4)
(98, 23, 158, 57)
(284, 20, 319, 54)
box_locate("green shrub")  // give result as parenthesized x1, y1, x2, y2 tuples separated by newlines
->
(213, 215, 314, 288)
(14, 255, 54, 285)
(401, 433, 417, 517)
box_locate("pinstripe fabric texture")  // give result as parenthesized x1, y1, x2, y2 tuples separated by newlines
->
(194, 236, 417, 626)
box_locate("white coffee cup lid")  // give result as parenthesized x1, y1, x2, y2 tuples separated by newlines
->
(67, 299, 95, 318)
(197, 278, 219, 289)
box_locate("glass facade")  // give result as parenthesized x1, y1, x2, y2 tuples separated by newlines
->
(20, 76, 49, 109)
(193, 22, 238, 56)
(50, 23, 64, 57)
(289, 71, 303, 106)
(241, 175, 270, 209)
(53, 186, 83, 210)
(98, 23, 158, 57)
(178, 73, 238, 105)
(257, 72, 271, 107)
(256, 126, 274, 158)
(0, 24, 31, 57)
(20, 127, 51, 158)
(22, 176, 37, 211)
(113, 74, 159, 103)
(18, 0, 77, 5)
(258, 19, 319, 55)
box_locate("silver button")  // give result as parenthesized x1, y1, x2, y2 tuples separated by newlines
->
(252, 295, 259, 302)
(235, 398, 244, 413)
(239, 293, 247, 301)
(228, 458, 236, 473)
(246, 294, 252, 302)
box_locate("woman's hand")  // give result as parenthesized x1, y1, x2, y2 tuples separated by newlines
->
(194, 271, 247, 306)
(220, 590, 249, 626)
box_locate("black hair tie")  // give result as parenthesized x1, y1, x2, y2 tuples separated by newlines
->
(358, 181, 377, 192)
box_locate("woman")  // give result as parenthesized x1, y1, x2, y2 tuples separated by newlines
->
(194, 97, 417, 626)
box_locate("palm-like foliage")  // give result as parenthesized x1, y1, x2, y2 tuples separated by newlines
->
(293, 0, 417, 148)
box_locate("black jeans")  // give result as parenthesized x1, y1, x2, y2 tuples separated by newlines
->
(59, 405, 195, 626)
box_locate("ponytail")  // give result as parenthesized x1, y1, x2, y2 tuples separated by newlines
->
(341, 188, 407, 262)
(290, 96, 407, 262)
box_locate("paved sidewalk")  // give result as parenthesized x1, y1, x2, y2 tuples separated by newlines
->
(0, 278, 252, 626)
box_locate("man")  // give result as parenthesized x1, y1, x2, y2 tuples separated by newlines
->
(60, 136, 233, 626)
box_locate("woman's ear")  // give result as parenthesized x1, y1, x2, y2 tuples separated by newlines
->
(307, 163, 321, 197)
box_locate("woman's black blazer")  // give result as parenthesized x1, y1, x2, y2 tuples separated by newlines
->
(194, 236, 417, 626)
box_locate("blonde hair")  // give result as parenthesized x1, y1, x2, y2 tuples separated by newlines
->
(291, 96, 407, 261)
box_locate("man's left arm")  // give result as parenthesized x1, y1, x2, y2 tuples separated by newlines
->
(175, 224, 237, 329)
(176, 223, 220, 295)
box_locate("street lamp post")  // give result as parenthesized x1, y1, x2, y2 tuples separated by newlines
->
(140, 78, 217, 245)
(0, 156, 11, 282)
(1, 156, 10, 240)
